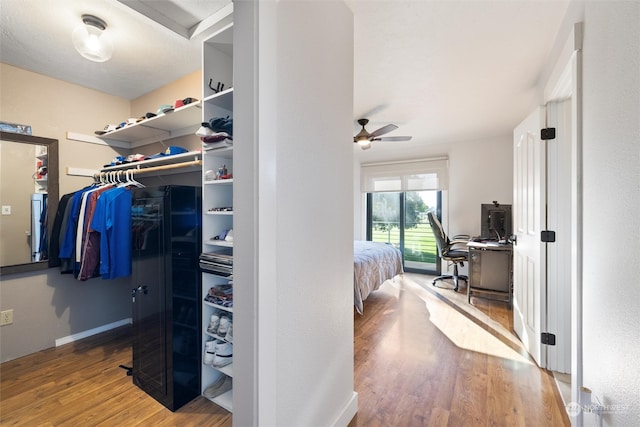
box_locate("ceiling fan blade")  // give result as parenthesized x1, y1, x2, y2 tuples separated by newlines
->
(369, 124, 398, 138)
(374, 136, 413, 142)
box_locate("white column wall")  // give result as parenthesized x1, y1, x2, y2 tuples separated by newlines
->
(234, 1, 356, 426)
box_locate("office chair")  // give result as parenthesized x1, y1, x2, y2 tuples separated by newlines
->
(427, 211, 469, 292)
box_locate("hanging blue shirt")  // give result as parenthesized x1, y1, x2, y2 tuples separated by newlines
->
(90, 187, 132, 280)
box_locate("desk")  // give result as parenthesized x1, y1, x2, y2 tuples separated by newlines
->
(467, 241, 513, 307)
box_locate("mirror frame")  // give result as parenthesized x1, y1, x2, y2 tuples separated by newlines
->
(0, 130, 59, 275)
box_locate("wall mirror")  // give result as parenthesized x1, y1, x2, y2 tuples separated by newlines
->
(0, 131, 59, 275)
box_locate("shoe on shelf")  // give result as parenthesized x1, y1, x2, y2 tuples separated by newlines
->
(207, 314, 220, 335)
(203, 375, 233, 399)
(203, 374, 226, 398)
(217, 316, 231, 336)
(212, 340, 233, 367)
(225, 324, 233, 343)
(203, 340, 216, 365)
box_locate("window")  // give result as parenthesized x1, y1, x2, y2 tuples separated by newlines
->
(367, 191, 441, 274)
(361, 157, 448, 274)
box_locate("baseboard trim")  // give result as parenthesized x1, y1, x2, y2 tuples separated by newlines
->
(55, 318, 132, 347)
(331, 391, 358, 427)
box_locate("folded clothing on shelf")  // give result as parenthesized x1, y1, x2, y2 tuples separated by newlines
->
(200, 249, 233, 277)
(204, 284, 233, 307)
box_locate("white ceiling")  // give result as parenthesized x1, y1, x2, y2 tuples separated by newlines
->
(0, 0, 571, 153)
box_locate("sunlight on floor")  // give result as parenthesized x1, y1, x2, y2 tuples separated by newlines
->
(394, 276, 534, 366)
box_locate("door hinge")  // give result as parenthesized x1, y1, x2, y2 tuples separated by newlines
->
(541, 230, 556, 242)
(541, 127, 556, 140)
(541, 332, 556, 346)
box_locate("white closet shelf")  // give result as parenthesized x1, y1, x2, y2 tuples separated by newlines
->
(204, 300, 234, 312)
(205, 389, 233, 411)
(204, 178, 233, 185)
(204, 361, 233, 378)
(203, 88, 233, 111)
(96, 101, 203, 145)
(205, 212, 233, 216)
(203, 145, 234, 158)
(205, 240, 233, 247)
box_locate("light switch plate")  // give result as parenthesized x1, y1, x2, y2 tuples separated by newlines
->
(1, 205, 11, 215)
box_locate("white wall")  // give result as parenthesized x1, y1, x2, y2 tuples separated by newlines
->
(580, 2, 640, 425)
(234, 1, 357, 426)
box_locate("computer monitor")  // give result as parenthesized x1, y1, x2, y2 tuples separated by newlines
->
(480, 203, 512, 241)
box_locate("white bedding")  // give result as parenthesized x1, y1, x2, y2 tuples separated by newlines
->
(354, 240, 404, 314)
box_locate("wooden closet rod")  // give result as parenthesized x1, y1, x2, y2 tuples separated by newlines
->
(95, 159, 202, 179)
(128, 159, 202, 174)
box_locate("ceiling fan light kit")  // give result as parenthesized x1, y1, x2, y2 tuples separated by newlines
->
(72, 14, 114, 62)
(353, 118, 412, 150)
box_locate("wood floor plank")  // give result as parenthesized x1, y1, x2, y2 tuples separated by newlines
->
(0, 326, 230, 427)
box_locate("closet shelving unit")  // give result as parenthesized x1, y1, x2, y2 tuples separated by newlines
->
(200, 22, 235, 413)
(93, 94, 204, 178)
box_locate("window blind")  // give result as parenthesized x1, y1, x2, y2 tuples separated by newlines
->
(360, 157, 449, 193)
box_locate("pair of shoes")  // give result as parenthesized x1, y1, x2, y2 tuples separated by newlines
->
(207, 314, 232, 338)
(203, 375, 232, 399)
(203, 339, 233, 367)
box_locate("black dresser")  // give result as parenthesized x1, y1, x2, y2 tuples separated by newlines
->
(130, 185, 202, 411)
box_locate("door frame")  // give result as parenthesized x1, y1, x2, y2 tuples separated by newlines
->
(543, 22, 584, 423)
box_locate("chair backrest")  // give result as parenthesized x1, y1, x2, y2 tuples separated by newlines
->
(427, 211, 450, 256)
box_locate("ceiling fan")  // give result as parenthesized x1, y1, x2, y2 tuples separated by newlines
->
(353, 118, 412, 150)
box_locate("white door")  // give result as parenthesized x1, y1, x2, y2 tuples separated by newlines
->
(513, 107, 546, 367)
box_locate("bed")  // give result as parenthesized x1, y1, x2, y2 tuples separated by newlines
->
(354, 240, 404, 314)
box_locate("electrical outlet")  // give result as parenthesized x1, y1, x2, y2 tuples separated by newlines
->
(0, 309, 13, 326)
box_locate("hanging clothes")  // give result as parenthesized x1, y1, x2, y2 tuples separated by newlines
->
(90, 186, 132, 280)
(54, 177, 134, 281)
(77, 184, 114, 280)
(58, 185, 95, 274)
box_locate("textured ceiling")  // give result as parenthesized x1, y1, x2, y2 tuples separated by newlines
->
(0, 0, 231, 100)
(0, 0, 571, 154)
(348, 0, 571, 159)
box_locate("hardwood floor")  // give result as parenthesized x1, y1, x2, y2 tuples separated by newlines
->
(0, 327, 231, 426)
(351, 273, 570, 426)
(1, 272, 569, 426)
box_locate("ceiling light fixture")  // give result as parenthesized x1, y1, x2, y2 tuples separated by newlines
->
(72, 14, 113, 62)
(356, 137, 372, 150)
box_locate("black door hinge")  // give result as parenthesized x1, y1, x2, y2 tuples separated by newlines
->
(541, 332, 556, 346)
(541, 230, 556, 242)
(541, 128, 556, 140)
